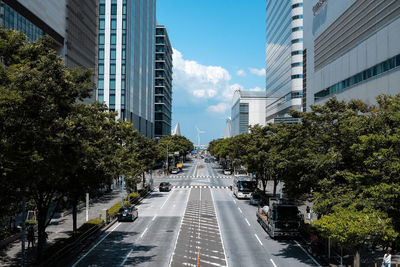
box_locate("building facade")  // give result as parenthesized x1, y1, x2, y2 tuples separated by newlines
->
(0, 0, 98, 102)
(265, 0, 303, 123)
(231, 90, 267, 136)
(154, 25, 173, 138)
(97, 0, 156, 138)
(304, 0, 400, 110)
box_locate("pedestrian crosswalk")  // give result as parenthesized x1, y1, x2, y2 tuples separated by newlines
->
(171, 185, 230, 189)
(172, 175, 231, 179)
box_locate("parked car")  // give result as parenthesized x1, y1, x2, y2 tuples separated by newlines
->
(250, 192, 263, 205)
(117, 206, 138, 222)
(159, 182, 172, 192)
(224, 169, 232, 175)
(171, 168, 179, 174)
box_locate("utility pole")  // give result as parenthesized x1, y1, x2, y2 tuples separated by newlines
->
(166, 143, 169, 176)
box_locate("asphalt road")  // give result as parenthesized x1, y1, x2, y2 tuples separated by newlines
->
(70, 156, 321, 267)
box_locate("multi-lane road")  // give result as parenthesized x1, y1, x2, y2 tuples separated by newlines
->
(70, 157, 321, 267)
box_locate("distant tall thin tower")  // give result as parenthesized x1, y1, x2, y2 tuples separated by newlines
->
(265, 0, 303, 123)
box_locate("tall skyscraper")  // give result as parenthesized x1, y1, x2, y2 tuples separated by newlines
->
(97, 0, 156, 138)
(0, 0, 99, 102)
(154, 25, 173, 138)
(304, 0, 400, 110)
(265, 0, 303, 123)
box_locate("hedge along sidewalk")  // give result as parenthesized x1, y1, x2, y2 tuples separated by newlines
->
(0, 189, 123, 266)
(42, 188, 152, 266)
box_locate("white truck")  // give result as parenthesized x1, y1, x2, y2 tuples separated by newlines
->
(256, 198, 303, 238)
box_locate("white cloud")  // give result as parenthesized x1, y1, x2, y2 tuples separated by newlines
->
(249, 67, 266, 76)
(173, 49, 232, 100)
(207, 102, 229, 114)
(249, 86, 263, 91)
(236, 69, 246, 77)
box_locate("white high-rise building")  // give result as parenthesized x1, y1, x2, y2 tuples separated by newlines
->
(265, 0, 303, 123)
(303, 0, 400, 110)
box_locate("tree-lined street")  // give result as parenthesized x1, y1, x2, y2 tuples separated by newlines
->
(70, 158, 320, 267)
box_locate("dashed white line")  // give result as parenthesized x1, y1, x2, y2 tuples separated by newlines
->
(140, 227, 148, 238)
(245, 218, 250, 226)
(238, 207, 243, 213)
(152, 215, 157, 221)
(72, 222, 121, 266)
(160, 189, 173, 209)
(120, 248, 133, 266)
(270, 258, 277, 267)
(254, 234, 263, 246)
(294, 240, 322, 267)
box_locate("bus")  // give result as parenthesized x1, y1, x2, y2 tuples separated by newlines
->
(233, 176, 257, 199)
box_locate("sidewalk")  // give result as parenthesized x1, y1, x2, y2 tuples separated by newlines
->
(0, 187, 123, 266)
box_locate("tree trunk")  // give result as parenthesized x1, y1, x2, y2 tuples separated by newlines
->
(36, 205, 48, 261)
(71, 197, 78, 234)
(262, 179, 267, 193)
(273, 180, 278, 197)
(142, 173, 146, 189)
(353, 247, 360, 267)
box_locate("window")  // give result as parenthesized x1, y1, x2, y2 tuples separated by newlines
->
(122, 49, 126, 60)
(110, 79, 116, 89)
(122, 34, 126, 45)
(99, 49, 104, 59)
(291, 38, 303, 44)
(292, 26, 303, 32)
(123, 4, 127, 15)
(98, 95, 104, 103)
(110, 49, 116, 60)
(98, 79, 104, 89)
(110, 64, 116, 75)
(121, 79, 125, 89)
(100, 4, 105, 15)
(99, 19, 105, 30)
(122, 64, 126, 75)
(111, 34, 116, 44)
(123, 19, 126, 30)
(292, 3, 303, 8)
(291, 74, 303, 79)
(109, 95, 115, 105)
(111, 4, 117, 15)
(291, 62, 303, 67)
(98, 64, 104, 75)
(99, 34, 104, 45)
(111, 19, 116, 30)
(292, 15, 303, 20)
(291, 50, 303, 56)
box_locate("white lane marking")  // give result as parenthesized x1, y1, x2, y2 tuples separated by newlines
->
(120, 248, 133, 266)
(270, 258, 277, 267)
(210, 188, 229, 267)
(72, 222, 121, 266)
(254, 234, 263, 246)
(152, 215, 157, 221)
(245, 218, 250, 226)
(140, 227, 148, 238)
(160, 189, 174, 209)
(294, 240, 322, 267)
(168, 188, 192, 267)
(238, 207, 243, 213)
(233, 199, 236, 204)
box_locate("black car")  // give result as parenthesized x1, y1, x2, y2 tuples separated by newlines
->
(117, 206, 138, 222)
(159, 182, 171, 192)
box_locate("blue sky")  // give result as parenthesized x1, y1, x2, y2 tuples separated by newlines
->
(157, 0, 266, 145)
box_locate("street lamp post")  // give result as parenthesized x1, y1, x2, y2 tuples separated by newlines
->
(166, 143, 169, 176)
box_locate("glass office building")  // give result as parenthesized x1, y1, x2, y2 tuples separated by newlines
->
(265, 0, 303, 123)
(98, 0, 156, 138)
(154, 25, 173, 138)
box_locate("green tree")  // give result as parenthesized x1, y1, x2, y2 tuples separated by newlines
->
(0, 28, 93, 259)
